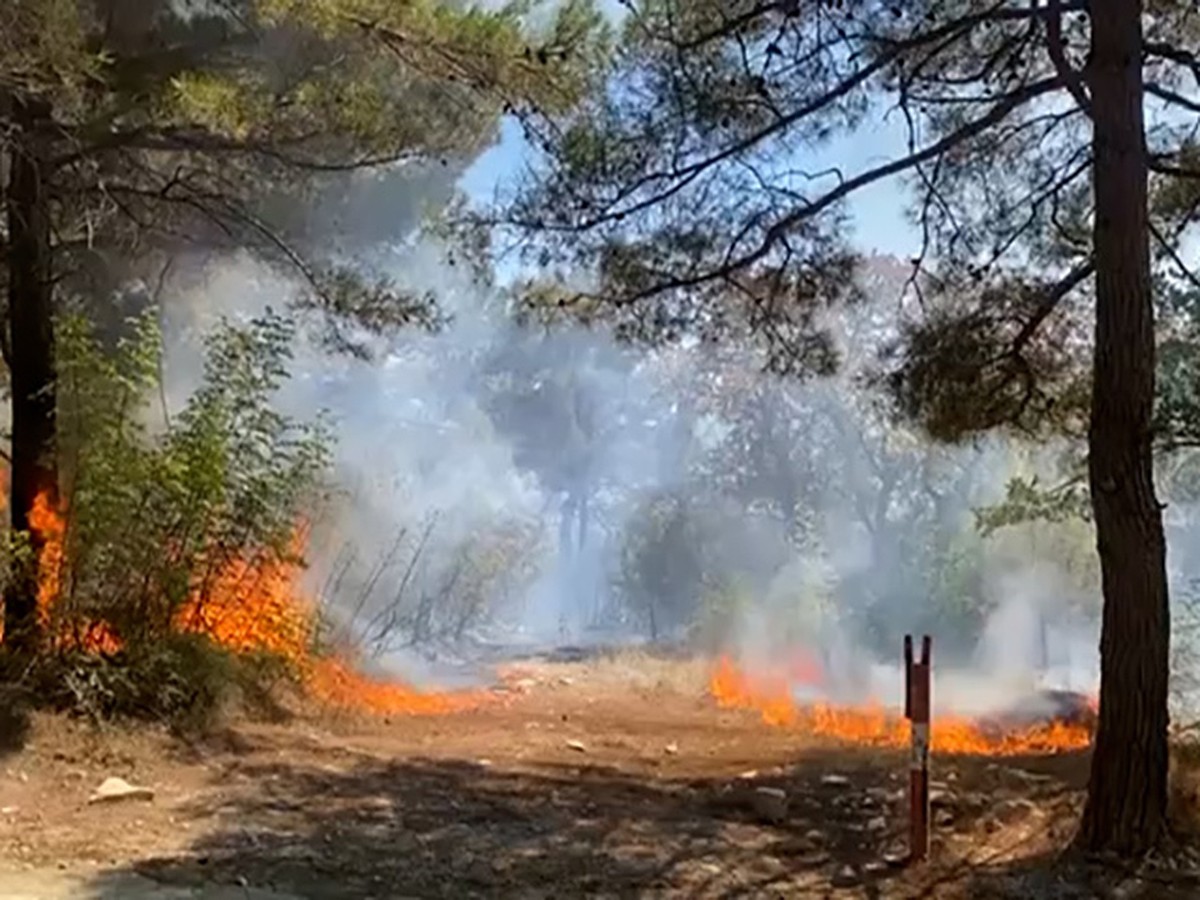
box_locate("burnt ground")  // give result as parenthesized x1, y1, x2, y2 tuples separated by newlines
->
(0, 651, 1199, 898)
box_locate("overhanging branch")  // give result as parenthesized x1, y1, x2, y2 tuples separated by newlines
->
(606, 76, 1065, 307)
(1043, 0, 1092, 118)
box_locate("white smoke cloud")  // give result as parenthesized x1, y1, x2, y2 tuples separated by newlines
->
(127, 149, 1175, 714)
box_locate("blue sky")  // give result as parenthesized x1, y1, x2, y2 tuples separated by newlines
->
(460, 113, 921, 261)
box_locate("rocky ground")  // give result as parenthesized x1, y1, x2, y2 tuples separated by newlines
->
(1, 650, 1198, 898)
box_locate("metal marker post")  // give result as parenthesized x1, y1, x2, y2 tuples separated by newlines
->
(903, 634, 932, 863)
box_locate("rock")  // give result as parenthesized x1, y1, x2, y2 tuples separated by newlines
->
(804, 828, 826, 844)
(821, 774, 850, 787)
(867, 815, 887, 832)
(664, 742, 679, 755)
(935, 808, 955, 827)
(565, 739, 588, 753)
(956, 792, 987, 811)
(831, 864, 860, 888)
(752, 786, 788, 824)
(930, 788, 955, 808)
(995, 798, 1037, 825)
(796, 849, 831, 866)
(87, 777, 154, 805)
(738, 769, 759, 780)
(1112, 877, 1147, 900)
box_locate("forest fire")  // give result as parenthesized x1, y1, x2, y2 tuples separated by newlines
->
(709, 655, 1095, 756)
(2, 488, 491, 717)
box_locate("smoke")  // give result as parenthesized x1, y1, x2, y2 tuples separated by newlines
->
(147, 161, 700, 682)
(123, 152, 1188, 711)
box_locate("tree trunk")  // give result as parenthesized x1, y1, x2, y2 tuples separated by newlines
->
(1076, 0, 1170, 855)
(2, 95, 58, 658)
(576, 490, 589, 554)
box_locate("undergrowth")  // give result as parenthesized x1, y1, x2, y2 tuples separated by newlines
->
(0, 307, 333, 734)
(26, 635, 298, 734)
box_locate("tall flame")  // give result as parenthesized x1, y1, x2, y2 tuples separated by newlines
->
(710, 655, 1094, 756)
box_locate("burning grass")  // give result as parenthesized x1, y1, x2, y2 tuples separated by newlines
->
(709, 655, 1096, 756)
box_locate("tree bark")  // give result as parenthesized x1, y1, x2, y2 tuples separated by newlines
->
(1076, 0, 1171, 854)
(2, 94, 58, 658)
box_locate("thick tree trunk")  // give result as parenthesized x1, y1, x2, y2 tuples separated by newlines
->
(2, 95, 58, 658)
(1076, 0, 1171, 855)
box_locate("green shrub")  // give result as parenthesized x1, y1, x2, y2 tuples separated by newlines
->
(7, 306, 334, 729)
(55, 308, 332, 649)
(32, 632, 299, 734)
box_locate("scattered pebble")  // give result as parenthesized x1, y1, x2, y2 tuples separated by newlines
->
(87, 777, 154, 805)
(831, 864, 860, 887)
(752, 786, 787, 824)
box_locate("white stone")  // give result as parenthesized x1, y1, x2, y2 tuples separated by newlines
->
(87, 777, 154, 805)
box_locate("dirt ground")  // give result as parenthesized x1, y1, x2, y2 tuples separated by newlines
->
(1, 650, 1198, 899)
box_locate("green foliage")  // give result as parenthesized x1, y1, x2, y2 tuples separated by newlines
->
(34, 633, 295, 734)
(54, 306, 333, 650)
(921, 534, 989, 650)
(2, 0, 612, 358)
(974, 473, 1092, 536)
(0, 0, 102, 104)
(612, 491, 706, 640)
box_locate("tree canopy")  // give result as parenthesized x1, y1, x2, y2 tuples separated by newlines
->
(2, 0, 611, 350)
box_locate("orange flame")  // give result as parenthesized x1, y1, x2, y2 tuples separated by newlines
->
(2, 486, 489, 717)
(0, 489, 120, 653)
(29, 490, 65, 630)
(710, 655, 1094, 756)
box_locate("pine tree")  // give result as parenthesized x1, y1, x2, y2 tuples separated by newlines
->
(507, 0, 1192, 854)
(0, 0, 610, 656)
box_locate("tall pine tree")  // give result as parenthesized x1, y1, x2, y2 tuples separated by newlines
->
(506, 0, 1190, 853)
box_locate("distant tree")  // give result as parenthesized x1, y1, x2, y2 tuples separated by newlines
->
(505, 0, 1190, 853)
(0, 0, 610, 656)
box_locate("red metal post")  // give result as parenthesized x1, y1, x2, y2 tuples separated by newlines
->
(904, 634, 932, 862)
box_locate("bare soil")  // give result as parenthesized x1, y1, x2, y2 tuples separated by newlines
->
(0, 650, 1197, 898)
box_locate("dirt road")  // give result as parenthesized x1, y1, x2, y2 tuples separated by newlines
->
(0, 652, 1192, 898)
